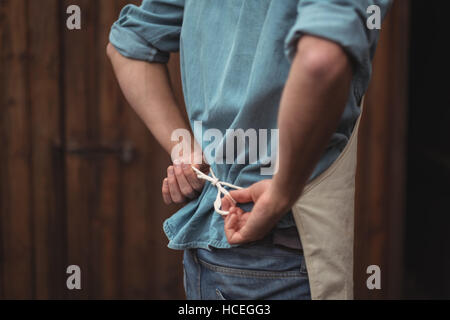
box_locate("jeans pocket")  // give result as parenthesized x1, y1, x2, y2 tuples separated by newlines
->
(197, 254, 311, 299)
(198, 257, 306, 279)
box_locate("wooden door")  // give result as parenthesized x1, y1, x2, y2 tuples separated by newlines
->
(0, 0, 185, 299)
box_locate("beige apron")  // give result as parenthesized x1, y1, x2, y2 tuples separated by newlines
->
(292, 101, 364, 300)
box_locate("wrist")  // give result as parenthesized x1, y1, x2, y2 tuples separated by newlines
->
(267, 182, 293, 216)
(171, 141, 205, 165)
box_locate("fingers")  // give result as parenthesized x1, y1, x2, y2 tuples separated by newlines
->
(173, 161, 197, 199)
(182, 163, 205, 192)
(224, 210, 238, 238)
(167, 166, 186, 204)
(163, 160, 207, 205)
(224, 208, 248, 245)
(221, 195, 234, 212)
(162, 178, 172, 205)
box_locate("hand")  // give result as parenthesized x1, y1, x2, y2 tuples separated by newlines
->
(221, 180, 291, 245)
(161, 156, 209, 205)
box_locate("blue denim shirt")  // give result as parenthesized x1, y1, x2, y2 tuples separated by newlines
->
(110, 0, 391, 250)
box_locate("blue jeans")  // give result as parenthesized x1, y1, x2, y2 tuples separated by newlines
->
(183, 238, 311, 300)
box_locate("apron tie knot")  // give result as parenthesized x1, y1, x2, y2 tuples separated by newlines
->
(211, 177, 219, 187)
(191, 166, 243, 216)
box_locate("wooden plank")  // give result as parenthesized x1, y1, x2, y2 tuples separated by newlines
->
(354, 0, 409, 299)
(381, 0, 409, 298)
(27, 0, 65, 299)
(63, 0, 98, 299)
(0, 0, 34, 299)
(90, 0, 122, 299)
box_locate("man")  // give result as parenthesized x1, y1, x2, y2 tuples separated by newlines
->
(107, 0, 391, 300)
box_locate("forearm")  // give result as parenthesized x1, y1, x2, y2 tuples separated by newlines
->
(271, 35, 352, 210)
(107, 43, 191, 155)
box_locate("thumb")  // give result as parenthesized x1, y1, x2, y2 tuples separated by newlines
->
(228, 188, 253, 204)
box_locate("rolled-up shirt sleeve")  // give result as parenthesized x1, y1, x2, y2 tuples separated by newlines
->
(109, 0, 184, 63)
(285, 0, 392, 88)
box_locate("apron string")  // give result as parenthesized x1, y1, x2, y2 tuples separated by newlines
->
(191, 166, 243, 216)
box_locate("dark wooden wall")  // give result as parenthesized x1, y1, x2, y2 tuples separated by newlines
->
(0, 0, 409, 299)
(354, 0, 410, 299)
(0, 0, 185, 299)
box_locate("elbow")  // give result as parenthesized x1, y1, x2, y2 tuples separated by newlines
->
(106, 42, 117, 60)
(296, 36, 352, 84)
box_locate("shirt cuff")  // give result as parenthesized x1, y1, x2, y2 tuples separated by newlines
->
(109, 22, 170, 63)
